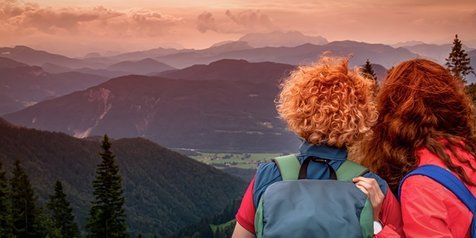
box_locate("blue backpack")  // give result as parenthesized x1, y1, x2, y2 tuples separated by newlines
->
(254, 155, 380, 238)
(399, 165, 476, 238)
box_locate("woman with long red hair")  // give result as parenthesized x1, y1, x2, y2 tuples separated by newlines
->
(359, 58, 476, 237)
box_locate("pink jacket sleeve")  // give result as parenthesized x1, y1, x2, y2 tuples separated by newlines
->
(235, 178, 256, 234)
(374, 190, 404, 238)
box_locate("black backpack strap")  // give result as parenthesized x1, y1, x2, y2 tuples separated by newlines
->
(298, 156, 337, 180)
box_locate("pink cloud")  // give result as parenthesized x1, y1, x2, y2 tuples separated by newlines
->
(225, 10, 275, 31)
(196, 10, 278, 34)
(0, 0, 181, 37)
(197, 11, 216, 33)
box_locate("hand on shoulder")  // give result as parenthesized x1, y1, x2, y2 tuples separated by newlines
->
(353, 176, 384, 220)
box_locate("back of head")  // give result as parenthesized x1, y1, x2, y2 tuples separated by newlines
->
(379, 59, 473, 139)
(276, 56, 377, 148)
(360, 58, 476, 192)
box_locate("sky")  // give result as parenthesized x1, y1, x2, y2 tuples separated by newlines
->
(0, 0, 475, 57)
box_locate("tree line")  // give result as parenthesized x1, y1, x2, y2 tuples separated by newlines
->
(0, 135, 129, 238)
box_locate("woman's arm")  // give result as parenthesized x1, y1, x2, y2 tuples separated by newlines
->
(232, 222, 255, 238)
(353, 177, 404, 237)
(232, 178, 257, 237)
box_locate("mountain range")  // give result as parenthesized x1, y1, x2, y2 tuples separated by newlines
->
(155, 41, 418, 69)
(0, 118, 246, 237)
(3, 38, 472, 79)
(0, 57, 107, 115)
(0, 45, 95, 68)
(0, 40, 416, 73)
(5, 60, 301, 152)
(2, 38, 475, 152)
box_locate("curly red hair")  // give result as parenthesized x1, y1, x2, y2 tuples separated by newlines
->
(276, 56, 377, 147)
(359, 58, 476, 193)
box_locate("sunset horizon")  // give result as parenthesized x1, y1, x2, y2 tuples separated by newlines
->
(1, 0, 475, 57)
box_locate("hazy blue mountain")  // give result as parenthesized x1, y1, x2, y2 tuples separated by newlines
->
(159, 59, 293, 82)
(0, 57, 28, 68)
(392, 41, 426, 48)
(239, 31, 328, 47)
(106, 58, 175, 75)
(82, 47, 194, 66)
(402, 43, 453, 63)
(0, 59, 107, 115)
(402, 43, 474, 64)
(72, 67, 130, 79)
(157, 41, 418, 69)
(0, 45, 98, 68)
(40, 62, 73, 73)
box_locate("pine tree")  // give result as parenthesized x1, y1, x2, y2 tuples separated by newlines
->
(10, 160, 42, 238)
(446, 34, 475, 83)
(47, 181, 80, 238)
(38, 206, 61, 238)
(361, 59, 377, 81)
(87, 135, 128, 238)
(0, 162, 13, 238)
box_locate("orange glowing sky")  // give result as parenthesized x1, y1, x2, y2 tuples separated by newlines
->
(1, 0, 475, 57)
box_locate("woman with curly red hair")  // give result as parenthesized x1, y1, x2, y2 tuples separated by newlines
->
(359, 58, 476, 237)
(232, 56, 403, 238)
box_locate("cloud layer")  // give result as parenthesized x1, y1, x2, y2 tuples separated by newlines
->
(0, 1, 182, 37)
(0, 0, 475, 56)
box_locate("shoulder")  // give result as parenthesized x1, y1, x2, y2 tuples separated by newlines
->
(255, 161, 281, 185)
(399, 174, 460, 216)
(416, 147, 476, 193)
(401, 174, 453, 200)
(253, 161, 282, 207)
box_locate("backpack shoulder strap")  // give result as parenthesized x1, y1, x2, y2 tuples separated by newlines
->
(336, 160, 373, 238)
(336, 160, 369, 182)
(272, 154, 300, 181)
(398, 164, 475, 208)
(255, 154, 299, 238)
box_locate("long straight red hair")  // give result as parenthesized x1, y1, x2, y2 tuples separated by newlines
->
(359, 59, 476, 193)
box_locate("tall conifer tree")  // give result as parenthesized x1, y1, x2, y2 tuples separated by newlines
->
(47, 181, 80, 238)
(10, 160, 42, 238)
(87, 135, 128, 238)
(0, 162, 13, 238)
(361, 59, 377, 81)
(446, 34, 475, 83)
(361, 59, 379, 94)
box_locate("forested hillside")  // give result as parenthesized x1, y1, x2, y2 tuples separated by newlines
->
(0, 118, 246, 237)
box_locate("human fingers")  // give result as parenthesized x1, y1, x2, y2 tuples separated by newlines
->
(355, 183, 369, 196)
(353, 177, 382, 197)
(353, 177, 384, 220)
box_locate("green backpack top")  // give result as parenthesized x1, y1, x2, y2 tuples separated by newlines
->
(254, 154, 375, 238)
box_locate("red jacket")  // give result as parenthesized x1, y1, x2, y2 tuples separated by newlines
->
(400, 147, 476, 238)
